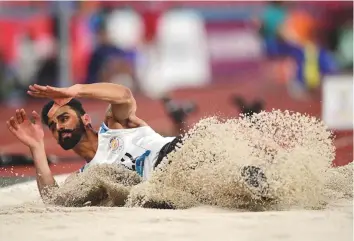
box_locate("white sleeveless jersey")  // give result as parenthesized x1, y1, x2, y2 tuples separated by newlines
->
(80, 122, 175, 181)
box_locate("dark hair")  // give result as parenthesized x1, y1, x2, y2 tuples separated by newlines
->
(41, 98, 86, 126)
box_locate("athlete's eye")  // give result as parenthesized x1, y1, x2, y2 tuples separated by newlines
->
(59, 116, 69, 123)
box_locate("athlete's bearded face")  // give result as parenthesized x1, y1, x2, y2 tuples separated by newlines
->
(48, 106, 86, 150)
(58, 120, 85, 150)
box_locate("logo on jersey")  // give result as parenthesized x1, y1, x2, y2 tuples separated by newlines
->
(109, 136, 124, 153)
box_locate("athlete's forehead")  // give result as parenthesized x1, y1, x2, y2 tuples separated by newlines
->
(48, 105, 77, 125)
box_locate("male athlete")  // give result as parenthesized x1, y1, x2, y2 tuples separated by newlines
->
(6, 83, 268, 202)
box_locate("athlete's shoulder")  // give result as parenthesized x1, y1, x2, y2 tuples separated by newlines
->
(98, 121, 148, 135)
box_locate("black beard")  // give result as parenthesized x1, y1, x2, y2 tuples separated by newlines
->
(58, 120, 85, 150)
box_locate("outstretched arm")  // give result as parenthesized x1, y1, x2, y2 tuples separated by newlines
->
(7, 109, 58, 201)
(76, 83, 137, 122)
(28, 83, 137, 123)
(30, 143, 58, 200)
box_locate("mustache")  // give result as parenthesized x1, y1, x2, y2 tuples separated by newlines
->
(59, 129, 74, 134)
(58, 129, 74, 137)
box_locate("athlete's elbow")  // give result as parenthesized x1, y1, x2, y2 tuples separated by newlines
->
(124, 87, 134, 103)
(114, 85, 134, 105)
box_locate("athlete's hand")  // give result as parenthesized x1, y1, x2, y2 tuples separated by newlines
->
(7, 109, 45, 149)
(27, 84, 80, 100)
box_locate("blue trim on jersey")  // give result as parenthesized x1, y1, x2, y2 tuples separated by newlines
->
(135, 150, 151, 177)
(99, 122, 109, 134)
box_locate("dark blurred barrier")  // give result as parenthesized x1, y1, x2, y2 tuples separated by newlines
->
(231, 95, 264, 117)
(0, 154, 53, 167)
(162, 96, 198, 135)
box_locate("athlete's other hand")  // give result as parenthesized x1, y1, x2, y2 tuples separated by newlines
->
(7, 109, 45, 149)
(27, 84, 80, 100)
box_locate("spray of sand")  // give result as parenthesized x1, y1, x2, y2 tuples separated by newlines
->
(48, 110, 352, 211)
(47, 164, 142, 207)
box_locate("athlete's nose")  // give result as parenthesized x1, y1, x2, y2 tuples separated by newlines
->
(56, 122, 65, 131)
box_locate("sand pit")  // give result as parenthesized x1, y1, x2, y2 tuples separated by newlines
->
(0, 179, 352, 241)
(0, 110, 353, 240)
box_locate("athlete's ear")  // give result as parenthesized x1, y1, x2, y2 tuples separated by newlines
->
(81, 114, 92, 127)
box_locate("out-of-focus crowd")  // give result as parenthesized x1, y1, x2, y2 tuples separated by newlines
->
(0, 1, 352, 105)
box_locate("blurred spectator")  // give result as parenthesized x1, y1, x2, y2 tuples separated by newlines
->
(35, 46, 58, 87)
(85, 14, 138, 92)
(256, 1, 290, 84)
(15, 31, 40, 88)
(279, 8, 338, 98)
(70, 6, 96, 83)
(0, 50, 28, 107)
(35, 15, 59, 87)
(280, 9, 316, 46)
(258, 3, 339, 100)
(0, 52, 17, 102)
(0, 1, 351, 103)
(259, 1, 288, 57)
(142, 1, 165, 45)
(334, 19, 353, 72)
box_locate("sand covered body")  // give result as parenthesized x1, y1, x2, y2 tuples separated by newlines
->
(0, 110, 353, 240)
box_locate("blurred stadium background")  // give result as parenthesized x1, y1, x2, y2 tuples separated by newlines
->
(0, 1, 352, 186)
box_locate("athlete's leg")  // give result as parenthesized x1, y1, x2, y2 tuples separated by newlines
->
(154, 135, 183, 169)
(135, 136, 183, 209)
